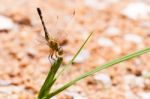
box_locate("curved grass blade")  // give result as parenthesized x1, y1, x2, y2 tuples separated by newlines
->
(55, 31, 94, 79)
(45, 47, 150, 98)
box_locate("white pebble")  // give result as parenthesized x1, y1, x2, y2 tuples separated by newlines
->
(124, 74, 144, 88)
(124, 34, 142, 44)
(124, 86, 138, 99)
(25, 47, 37, 56)
(142, 70, 150, 78)
(138, 92, 150, 99)
(65, 86, 87, 99)
(0, 15, 14, 30)
(84, 0, 106, 10)
(0, 85, 24, 94)
(64, 55, 73, 63)
(140, 22, 150, 28)
(98, 37, 114, 47)
(113, 46, 122, 54)
(84, 0, 120, 10)
(65, 92, 87, 99)
(0, 79, 11, 86)
(94, 73, 112, 86)
(74, 50, 90, 63)
(105, 26, 120, 36)
(121, 2, 150, 20)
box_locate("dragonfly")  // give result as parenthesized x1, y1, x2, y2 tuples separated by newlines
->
(37, 8, 63, 60)
(37, 8, 75, 60)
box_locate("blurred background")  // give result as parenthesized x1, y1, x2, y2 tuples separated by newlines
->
(0, 0, 150, 99)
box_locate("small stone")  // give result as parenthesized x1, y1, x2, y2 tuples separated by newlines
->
(0, 15, 14, 30)
(98, 37, 114, 47)
(0, 85, 24, 94)
(74, 50, 90, 63)
(142, 70, 150, 78)
(65, 86, 87, 99)
(0, 79, 11, 86)
(64, 55, 72, 63)
(124, 86, 138, 99)
(26, 48, 37, 58)
(95, 57, 106, 65)
(124, 34, 142, 44)
(121, 2, 150, 20)
(124, 74, 144, 88)
(94, 73, 112, 87)
(138, 92, 150, 99)
(140, 22, 150, 28)
(84, 0, 120, 10)
(113, 46, 122, 54)
(84, 0, 106, 10)
(105, 26, 120, 36)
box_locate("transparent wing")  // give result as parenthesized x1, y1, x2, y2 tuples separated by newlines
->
(34, 33, 48, 47)
(52, 10, 76, 45)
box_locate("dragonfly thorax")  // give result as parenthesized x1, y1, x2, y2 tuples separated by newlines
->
(48, 40, 59, 51)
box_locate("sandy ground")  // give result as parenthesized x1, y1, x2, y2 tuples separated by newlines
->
(0, 0, 150, 99)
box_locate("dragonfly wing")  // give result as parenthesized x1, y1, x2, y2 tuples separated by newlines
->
(35, 33, 48, 47)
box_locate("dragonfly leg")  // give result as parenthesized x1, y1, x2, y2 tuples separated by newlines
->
(51, 52, 57, 61)
(48, 51, 55, 64)
(48, 54, 53, 65)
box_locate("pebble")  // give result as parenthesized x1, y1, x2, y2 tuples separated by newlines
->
(0, 85, 24, 94)
(105, 26, 120, 36)
(65, 92, 87, 99)
(138, 92, 150, 99)
(140, 21, 150, 28)
(124, 74, 144, 88)
(98, 37, 114, 47)
(124, 34, 142, 44)
(94, 73, 112, 87)
(74, 50, 90, 63)
(0, 15, 14, 30)
(84, 0, 106, 10)
(84, 0, 120, 10)
(121, 2, 150, 20)
(0, 79, 11, 86)
(64, 55, 73, 64)
(112, 46, 122, 54)
(65, 86, 87, 99)
(142, 70, 150, 78)
(25, 47, 37, 58)
(80, 30, 90, 40)
(95, 57, 106, 65)
(124, 85, 138, 99)
(0, 94, 18, 99)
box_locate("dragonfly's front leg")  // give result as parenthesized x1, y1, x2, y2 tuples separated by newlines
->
(48, 51, 55, 64)
(51, 53, 55, 60)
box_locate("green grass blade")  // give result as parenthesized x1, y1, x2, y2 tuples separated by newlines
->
(69, 32, 93, 64)
(46, 47, 150, 98)
(55, 32, 94, 78)
(38, 58, 63, 99)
